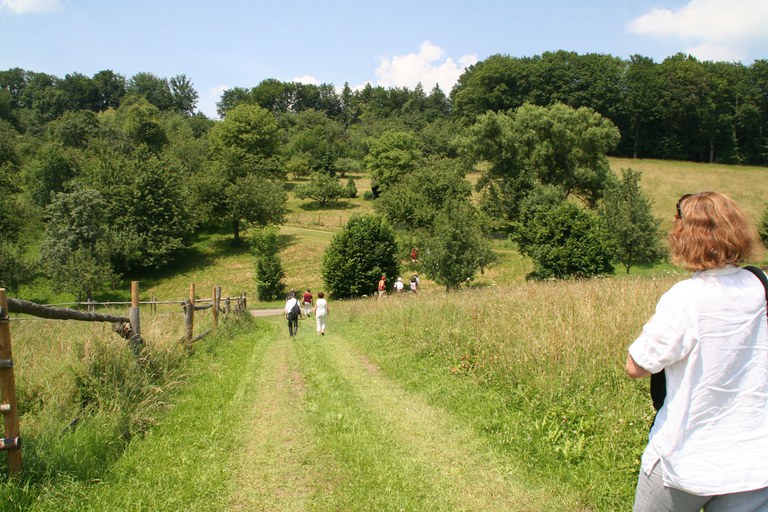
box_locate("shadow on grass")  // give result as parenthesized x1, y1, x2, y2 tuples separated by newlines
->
(128, 230, 251, 289)
(278, 233, 301, 250)
(298, 200, 356, 211)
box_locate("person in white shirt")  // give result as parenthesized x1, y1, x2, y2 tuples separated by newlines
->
(394, 277, 404, 293)
(626, 192, 768, 511)
(313, 291, 328, 335)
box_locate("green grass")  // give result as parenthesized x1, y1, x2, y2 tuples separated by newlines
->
(14, 315, 268, 512)
(333, 277, 677, 510)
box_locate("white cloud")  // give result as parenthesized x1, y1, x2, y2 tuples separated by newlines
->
(0, 0, 61, 14)
(198, 84, 229, 119)
(627, 0, 768, 61)
(374, 41, 477, 93)
(291, 75, 319, 85)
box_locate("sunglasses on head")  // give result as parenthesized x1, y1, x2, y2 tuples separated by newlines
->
(676, 194, 692, 219)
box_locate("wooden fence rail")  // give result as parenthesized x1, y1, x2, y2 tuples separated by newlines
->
(1, 281, 246, 476)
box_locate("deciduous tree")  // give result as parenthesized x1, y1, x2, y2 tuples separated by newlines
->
(295, 172, 344, 207)
(599, 168, 666, 274)
(207, 103, 285, 243)
(420, 200, 496, 291)
(514, 188, 615, 280)
(365, 130, 423, 193)
(251, 226, 286, 301)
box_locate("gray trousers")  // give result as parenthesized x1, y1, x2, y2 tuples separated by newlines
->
(634, 462, 768, 512)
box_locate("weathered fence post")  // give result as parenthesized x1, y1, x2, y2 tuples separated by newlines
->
(243, 292, 247, 313)
(0, 289, 22, 475)
(129, 281, 141, 354)
(212, 286, 221, 333)
(185, 283, 195, 349)
(225, 297, 231, 314)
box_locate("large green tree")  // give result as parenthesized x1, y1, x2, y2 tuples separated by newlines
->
(251, 226, 286, 301)
(0, 195, 33, 293)
(365, 130, 423, 194)
(375, 156, 471, 229)
(22, 143, 78, 208)
(207, 103, 285, 243)
(294, 172, 344, 207)
(39, 189, 116, 300)
(514, 187, 615, 280)
(465, 103, 620, 222)
(169, 74, 199, 116)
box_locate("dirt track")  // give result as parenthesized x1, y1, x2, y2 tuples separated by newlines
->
(250, 308, 284, 317)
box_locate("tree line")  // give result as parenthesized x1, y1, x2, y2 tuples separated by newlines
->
(2, 49, 767, 299)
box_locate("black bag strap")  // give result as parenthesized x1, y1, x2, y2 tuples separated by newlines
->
(743, 266, 768, 317)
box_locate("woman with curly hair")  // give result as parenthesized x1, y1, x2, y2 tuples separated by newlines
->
(626, 192, 768, 511)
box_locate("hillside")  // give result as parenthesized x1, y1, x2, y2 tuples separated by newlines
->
(3, 158, 768, 511)
(148, 157, 768, 302)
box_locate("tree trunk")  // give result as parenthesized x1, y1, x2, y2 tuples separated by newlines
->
(233, 219, 241, 246)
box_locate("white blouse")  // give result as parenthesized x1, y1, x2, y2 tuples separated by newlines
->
(629, 267, 768, 495)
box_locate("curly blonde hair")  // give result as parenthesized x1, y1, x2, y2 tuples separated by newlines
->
(669, 191, 759, 270)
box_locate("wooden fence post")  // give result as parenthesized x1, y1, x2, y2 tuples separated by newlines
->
(129, 282, 141, 354)
(212, 286, 221, 333)
(0, 289, 22, 475)
(186, 284, 195, 349)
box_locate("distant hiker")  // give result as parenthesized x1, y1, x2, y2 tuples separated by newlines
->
(394, 276, 404, 293)
(302, 289, 313, 318)
(377, 274, 387, 299)
(314, 291, 328, 335)
(411, 247, 418, 262)
(284, 291, 301, 337)
(410, 274, 419, 293)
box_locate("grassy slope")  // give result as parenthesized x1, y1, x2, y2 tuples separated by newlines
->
(6, 159, 768, 511)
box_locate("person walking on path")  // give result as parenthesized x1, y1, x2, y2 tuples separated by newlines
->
(394, 277, 404, 293)
(625, 192, 768, 511)
(377, 275, 386, 299)
(314, 291, 328, 335)
(409, 274, 419, 293)
(301, 289, 313, 318)
(284, 291, 300, 337)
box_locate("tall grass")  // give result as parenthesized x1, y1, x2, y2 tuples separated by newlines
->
(0, 303, 229, 509)
(338, 274, 685, 509)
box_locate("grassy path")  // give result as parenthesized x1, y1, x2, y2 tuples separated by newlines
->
(224, 317, 578, 511)
(24, 316, 581, 511)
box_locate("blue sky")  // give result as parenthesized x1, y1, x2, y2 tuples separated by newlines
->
(2, 0, 767, 118)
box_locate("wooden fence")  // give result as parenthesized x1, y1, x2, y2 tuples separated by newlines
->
(0, 281, 248, 476)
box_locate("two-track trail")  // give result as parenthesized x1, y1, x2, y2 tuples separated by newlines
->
(223, 317, 571, 511)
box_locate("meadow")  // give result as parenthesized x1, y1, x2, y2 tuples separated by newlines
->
(3, 158, 768, 510)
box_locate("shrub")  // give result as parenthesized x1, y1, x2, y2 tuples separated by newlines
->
(322, 214, 400, 298)
(344, 177, 358, 199)
(251, 226, 285, 301)
(294, 172, 344, 206)
(516, 199, 615, 280)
